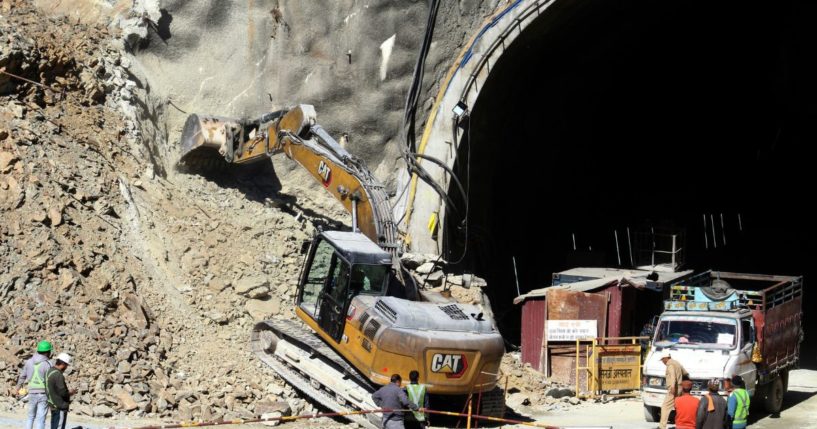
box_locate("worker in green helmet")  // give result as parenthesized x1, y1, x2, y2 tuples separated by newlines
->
(15, 340, 53, 429)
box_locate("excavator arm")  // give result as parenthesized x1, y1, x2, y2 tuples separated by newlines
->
(179, 105, 398, 252)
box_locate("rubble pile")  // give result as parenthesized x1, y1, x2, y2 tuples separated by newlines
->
(1, 0, 155, 416)
(0, 1, 331, 421)
(500, 354, 586, 412)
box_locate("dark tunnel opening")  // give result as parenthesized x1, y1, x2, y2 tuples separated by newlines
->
(442, 0, 816, 366)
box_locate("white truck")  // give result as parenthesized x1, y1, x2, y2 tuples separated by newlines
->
(641, 271, 803, 422)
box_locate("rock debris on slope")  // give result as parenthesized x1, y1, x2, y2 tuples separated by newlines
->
(1, 0, 582, 423)
(0, 1, 319, 420)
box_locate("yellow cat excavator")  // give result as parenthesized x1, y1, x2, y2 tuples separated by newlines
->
(179, 105, 504, 428)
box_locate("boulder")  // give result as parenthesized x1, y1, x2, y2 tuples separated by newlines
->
(234, 276, 270, 296)
(265, 384, 284, 396)
(245, 298, 280, 321)
(415, 261, 436, 274)
(93, 404, 115, 417)
(119, 293, 150, 329)
(424, 271, 445, 287)
(545, 387, 575, 399)
(112, 386, 138, 411)
(399, 253, 426, 269)
(48, 205, 62, 226)
(255, 399, 291, 417)
(505, 392, 530, 409)
(178, 400, 193, 421)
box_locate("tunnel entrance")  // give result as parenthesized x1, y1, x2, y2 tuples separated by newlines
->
(441, 0, 814, 363)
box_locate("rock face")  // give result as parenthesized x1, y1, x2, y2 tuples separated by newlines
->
(121, 0, 504, 187)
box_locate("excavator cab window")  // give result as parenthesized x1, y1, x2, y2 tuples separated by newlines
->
(299, 238, 335, 317)
(351, 264, 388, 295)
(298, 235, 391, 341)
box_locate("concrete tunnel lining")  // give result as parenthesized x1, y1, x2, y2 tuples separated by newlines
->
(395, 0, 557, 253)
(398, 0, 813, 350)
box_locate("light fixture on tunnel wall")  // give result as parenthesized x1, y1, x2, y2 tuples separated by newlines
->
(452, 101, 469, 125)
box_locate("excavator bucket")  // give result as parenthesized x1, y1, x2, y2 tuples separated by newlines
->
(178, 114, 244, 170)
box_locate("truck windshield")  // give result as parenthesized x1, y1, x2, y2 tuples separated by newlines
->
(654, 318, 737, 348)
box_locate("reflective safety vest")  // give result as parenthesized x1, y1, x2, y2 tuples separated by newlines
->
(405, 384, 427, 421)
(45, 368, 60, 408)
(732, 388, 750, 425)
(28, 362, 47, 390)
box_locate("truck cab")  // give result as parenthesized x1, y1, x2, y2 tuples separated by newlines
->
(641, 271, 802, 422)
(642, 309, 756, 420)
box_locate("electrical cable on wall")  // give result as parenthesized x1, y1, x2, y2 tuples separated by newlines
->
(403, 0, 441, 154)
(398, 0, 475, 268)
(445, 107, 472, 266)
(393, 0, 443, 226)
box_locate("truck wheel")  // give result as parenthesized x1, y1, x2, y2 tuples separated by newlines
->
(763, 376, 784, 414)
(782, 370, 789, 393)
(644, 405, 660, 422)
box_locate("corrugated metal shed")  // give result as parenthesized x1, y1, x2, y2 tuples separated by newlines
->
(517, 267, 693, 381)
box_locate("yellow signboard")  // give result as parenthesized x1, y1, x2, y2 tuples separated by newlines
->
(596, 345, 641, 391)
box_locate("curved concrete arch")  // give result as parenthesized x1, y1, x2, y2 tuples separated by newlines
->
(395, 0, 560, 254)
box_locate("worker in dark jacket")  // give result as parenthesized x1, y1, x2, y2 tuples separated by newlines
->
(696, 379, 727, 429)
(372, 374, 418, 429)
(45, 353, 74, 429)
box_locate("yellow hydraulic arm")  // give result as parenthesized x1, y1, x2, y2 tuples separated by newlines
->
(179, 105, 398, 252)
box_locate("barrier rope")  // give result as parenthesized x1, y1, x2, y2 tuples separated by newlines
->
(109, 408, 387, 429)
(108, 407, 606, 429)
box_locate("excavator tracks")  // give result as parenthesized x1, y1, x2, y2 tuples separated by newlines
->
(251, 320, 508, 428)
(251, 319, 381, 429)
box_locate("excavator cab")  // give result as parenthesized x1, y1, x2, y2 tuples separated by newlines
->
(298, 231, 392, 342)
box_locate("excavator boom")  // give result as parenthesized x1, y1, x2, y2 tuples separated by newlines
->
(179, 105, 397, 251)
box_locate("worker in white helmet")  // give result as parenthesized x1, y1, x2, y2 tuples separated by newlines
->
(45, 353, 75, 429)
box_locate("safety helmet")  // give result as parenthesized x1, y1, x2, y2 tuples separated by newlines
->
(37, 340, 52, 353)
(55, 352, 72, 366)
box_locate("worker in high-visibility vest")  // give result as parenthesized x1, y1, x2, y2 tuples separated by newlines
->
(727, 375, 751, 429)
(404, 370, 429, 429)
(14, 340, 53, 429)
(46, 353, 75, 429)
